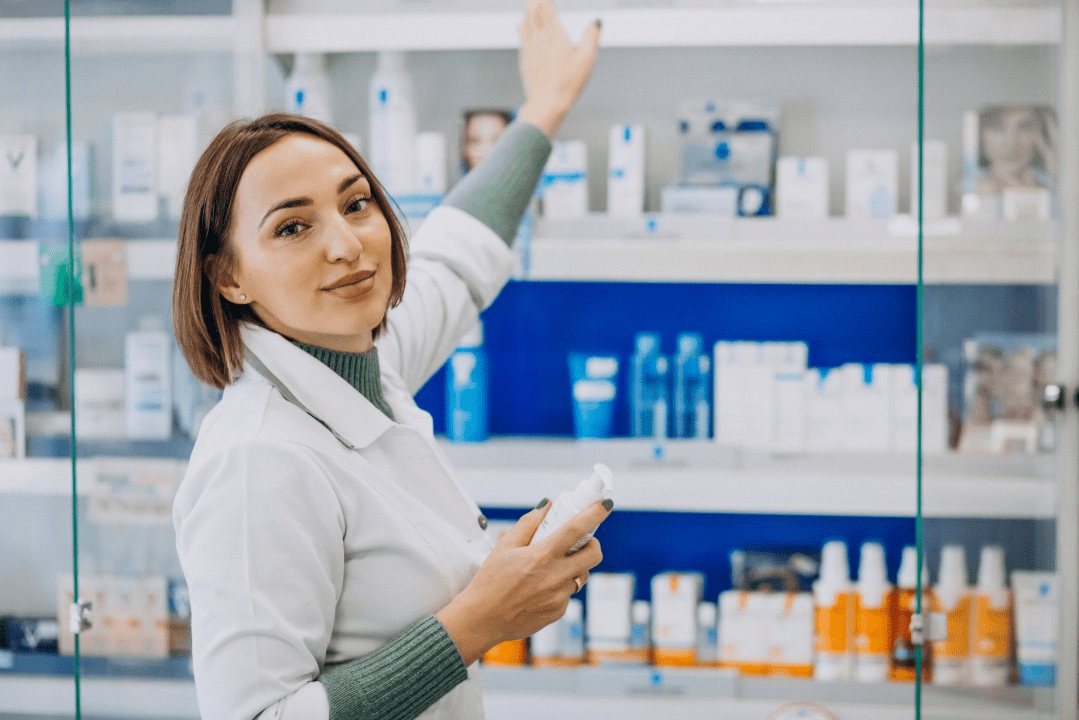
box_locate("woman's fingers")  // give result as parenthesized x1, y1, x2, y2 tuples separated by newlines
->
(534, 498, 613, 557)
(496, 500, 552, 548)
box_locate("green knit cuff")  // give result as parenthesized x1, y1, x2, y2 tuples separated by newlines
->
(320, 615, 469, 720)
(444, 120, 552, 247)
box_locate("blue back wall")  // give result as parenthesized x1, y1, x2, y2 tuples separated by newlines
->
(416, 281, 918, 436)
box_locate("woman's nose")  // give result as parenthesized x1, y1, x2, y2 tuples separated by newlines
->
(324, 214, 363, 262)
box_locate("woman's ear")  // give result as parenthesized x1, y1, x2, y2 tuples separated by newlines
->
(206, 254, 248, 304)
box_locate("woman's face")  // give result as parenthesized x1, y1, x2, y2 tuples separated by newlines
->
(223, 134, 394, 353)
(463, 113, 508, 170)
(982, 107, 1042, 173)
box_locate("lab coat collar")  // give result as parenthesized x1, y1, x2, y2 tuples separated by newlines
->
(240, 323, 395, 450)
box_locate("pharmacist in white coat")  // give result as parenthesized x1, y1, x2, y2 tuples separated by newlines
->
(170, 2, 609, 719)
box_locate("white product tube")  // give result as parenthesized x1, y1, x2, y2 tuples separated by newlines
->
(530, 463, 614, 553)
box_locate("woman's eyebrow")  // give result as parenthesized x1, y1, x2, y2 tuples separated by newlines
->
(257, 174, 367, 229)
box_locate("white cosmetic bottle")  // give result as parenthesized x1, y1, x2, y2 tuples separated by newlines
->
(530, 463, 614, 554)
(285, 53, 334, 125)
(368, 50, 417, 196)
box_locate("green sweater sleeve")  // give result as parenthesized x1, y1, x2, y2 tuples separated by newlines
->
(443, 120, 552, 247)
(319, 615, 469, 720)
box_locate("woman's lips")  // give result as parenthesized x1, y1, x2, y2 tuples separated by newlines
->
(323, 270, 376, 298)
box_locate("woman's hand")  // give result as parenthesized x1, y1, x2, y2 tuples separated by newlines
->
(515, 0, 601, 137)
(435, 498, 612, 665)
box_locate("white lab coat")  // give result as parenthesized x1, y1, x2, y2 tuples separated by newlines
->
(173, 206, 515, 720)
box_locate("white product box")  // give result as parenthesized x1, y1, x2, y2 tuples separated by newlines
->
(541, 140, 588, 219)
(0, 135, 37, 217)
(845, 149, 898, 220)
(585, 572, 636, 652)
(661, 184, 737, 215)
(651, 572, 703, 656)
(112, 112, 158, 222)
(910, 140, 948, 220)
(156, 114, 199, 220)
(0, 346, 24, 400)
(1002, 187, 1052, 221)
(0, 399, 25, 458)
(414, 131, 448, 195)
(889, 363, 949, 454)
(771, 342, 810, 454)
(742, 343, 775, 451)
(840, 363, 893, 453)
(75, 368, 126, 438)
(765, 592, 814, 675)
(776, 156, 829, 220)
(717, 590, 767, 670)
(608, 124, 645, 217)
(125, 328, 172, 439)
(805, 368, 846, 453)
(713, 341, 754, 447)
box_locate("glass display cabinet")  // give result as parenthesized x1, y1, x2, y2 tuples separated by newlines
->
(0, 1, 1074, 719)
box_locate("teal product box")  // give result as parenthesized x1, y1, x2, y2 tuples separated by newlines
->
(568, 352, 619, 439)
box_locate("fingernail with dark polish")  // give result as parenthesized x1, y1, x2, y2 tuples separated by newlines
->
(603, 498, 614, 511)
(594, 18, 602, 29)
(535, 497, 550, 509)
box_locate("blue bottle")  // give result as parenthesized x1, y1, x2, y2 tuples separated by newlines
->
(674, 332, 712, 439)
(630, 332, 670, 439)
(446, 321, 488, 443)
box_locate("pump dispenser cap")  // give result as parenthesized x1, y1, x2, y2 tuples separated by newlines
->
(897, 545, 929, 589)
(377, 50, 406, 70)
(857, 541, 891, 606)
(976, 545, 1006, 592)
(677, 332, 703, 356)
(936, 544, 969, 610)
(634, 332, 660, 355)
(579, 463, 614, 502)
(814, 540, 851, 606)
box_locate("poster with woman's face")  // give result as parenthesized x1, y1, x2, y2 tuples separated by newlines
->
(976, 104, 1057, 195)
(461, 109, 513, 173)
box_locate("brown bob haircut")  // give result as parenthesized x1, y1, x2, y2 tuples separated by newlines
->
(173, 113, 409, 390)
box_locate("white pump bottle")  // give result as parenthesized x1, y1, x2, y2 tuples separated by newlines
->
(530, 463, 614, 554)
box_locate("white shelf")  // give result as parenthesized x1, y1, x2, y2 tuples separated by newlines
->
(0, 239, 176, 292)
(0, 458, 97, 496)
(0, 674, 198, 720)
(442, 438, 1057, 519)
(527, 216, 1056, 285)
(3, 218, 1049, 291)
(265, 5, 1060, 52)
(0, 16, 235, 54)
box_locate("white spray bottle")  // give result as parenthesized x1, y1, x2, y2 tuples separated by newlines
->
(530, 463, 614, 554)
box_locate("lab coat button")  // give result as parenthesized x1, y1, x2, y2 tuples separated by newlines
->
(477, 514, 488, 530)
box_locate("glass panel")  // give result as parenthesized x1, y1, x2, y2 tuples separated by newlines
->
(919, 0, 1069, 717)
(64, 2, 234, 713)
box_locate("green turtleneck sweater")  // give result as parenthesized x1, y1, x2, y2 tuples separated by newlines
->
(296, 120, 551, 720)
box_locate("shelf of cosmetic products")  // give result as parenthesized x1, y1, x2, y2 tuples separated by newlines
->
(1, 438, 1057, 519)
(440, 438, 1057, 519)
(477, 666, 1055, 720)
(263, 2, 1060, 53)
(0, 664, 1052, 720)
(526, 215, 1057, 285)
(0, 217, 1056, 293)
(0, 15, 234, 54)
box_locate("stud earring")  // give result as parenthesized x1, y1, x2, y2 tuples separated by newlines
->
(239, 294, 247, 302)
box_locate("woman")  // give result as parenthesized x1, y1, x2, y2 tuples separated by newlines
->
(171, 2, 609, 719)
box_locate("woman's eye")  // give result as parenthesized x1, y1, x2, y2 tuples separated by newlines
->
(274, 220, 305, 237)
(347, 196, 371, 214)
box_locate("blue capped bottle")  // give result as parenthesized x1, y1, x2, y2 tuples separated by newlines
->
(630, 332, 670, 440)
(446, 321, 488, 443)
(673, 332, 712, 439)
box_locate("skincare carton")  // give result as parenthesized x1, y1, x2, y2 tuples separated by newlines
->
(112, 113, 158, 223)
(541, 140, 588, 219)
(156, 114, 199, 220)
(1011, 570, 1057, 686)
(910, 140, 948, 220)
(776, 156, 829, 220)
(0, 135, 37, 218)
(770, 342, 809, 454)
(608, 124, 645, 217)
(718, 590, 768, 675)
(651, 572, 703, 666)
(74, 368, 126, 438)
(125, 320, 173, 439)
(845, 149, 898, 220)
(766, 592, 814, 678)
(585, 572, 637, 664)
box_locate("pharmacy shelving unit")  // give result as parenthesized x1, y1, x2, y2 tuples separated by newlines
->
(1, 2, 1076, 719)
